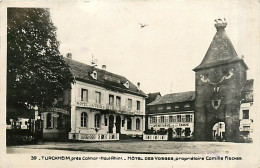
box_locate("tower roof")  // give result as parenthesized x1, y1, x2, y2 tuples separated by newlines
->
(193, 19, 248, 71)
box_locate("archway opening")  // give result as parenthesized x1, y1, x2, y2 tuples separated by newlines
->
(212, 122, 225, 141)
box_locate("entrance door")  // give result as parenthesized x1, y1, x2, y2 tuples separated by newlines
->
(176, 128, 182, 139)
(185, 128, 191, 137)
(212, 122, 225, 141)
(116, 116, 121, 133)
(109, 115, 114, 133)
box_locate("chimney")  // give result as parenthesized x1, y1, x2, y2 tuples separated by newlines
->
(137, 82, 140, 90)
(102, 65, 106, 70)
(66, 53, 72, 59)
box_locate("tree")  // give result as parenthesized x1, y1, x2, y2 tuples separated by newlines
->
(7, 8, 74, 115)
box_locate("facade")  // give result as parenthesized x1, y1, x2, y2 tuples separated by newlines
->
(55, 57, 147, 141)
(145, 92, 161, 131)
(193, 20, 250, 142)
(239, 79, 254, 142)
(146, 91, 195, 140)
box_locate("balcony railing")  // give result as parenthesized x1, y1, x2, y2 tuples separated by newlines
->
(106, 104, 143, 115)
(78, 133, 119, 141)
(76, 101, 144, 115)
(143, 134, 168, 141)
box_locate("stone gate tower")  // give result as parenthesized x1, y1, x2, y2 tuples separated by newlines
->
(193, 20, 248, 142)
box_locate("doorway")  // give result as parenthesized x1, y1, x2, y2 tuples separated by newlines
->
(116, 116, 121, 133)
(212, 122, 225, 141)
(109, 115, 114, 133)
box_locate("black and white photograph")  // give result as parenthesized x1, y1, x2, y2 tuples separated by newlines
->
(0, 0, 259, 168)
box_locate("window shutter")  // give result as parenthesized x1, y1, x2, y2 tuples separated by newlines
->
(54, 116, 58, 128)
(125, 98, 128, 108)
(77, 87, 81, 101)
(89, 90, 94, 103)
(101, 92, 105, 104)
(44, 113, 47, 129)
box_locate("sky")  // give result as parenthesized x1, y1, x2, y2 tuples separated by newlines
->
(49, 0, 259, 96)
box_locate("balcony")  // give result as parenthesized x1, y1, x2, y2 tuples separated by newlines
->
(106, 105, 143, 115)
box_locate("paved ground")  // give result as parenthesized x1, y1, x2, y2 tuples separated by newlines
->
(6, 140, 254, 154)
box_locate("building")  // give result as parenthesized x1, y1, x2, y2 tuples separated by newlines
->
(41, 56, 147, 141)
(193, 19, 251, 142)
(146, 91, 195, 140)
(145, 92, 161, 131)
(239, 79, 254, 142)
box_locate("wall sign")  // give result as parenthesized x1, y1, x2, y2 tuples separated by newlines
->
(76, 101, 106, 110)
(44, 108, 69, 115)
(150, 123, 191, 128)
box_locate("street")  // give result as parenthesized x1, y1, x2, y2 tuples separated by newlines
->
(6, 140, 254, 155)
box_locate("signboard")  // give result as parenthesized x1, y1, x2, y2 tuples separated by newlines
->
(150, 123, 192, 128)
(44, 108, 70, 115)
(76, 101, 106, 110)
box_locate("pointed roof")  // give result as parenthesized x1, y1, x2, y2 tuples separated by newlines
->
(193, 20, 248, 71)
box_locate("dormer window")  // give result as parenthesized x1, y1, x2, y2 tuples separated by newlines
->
(90, 70, 97, 80)
(184, 103, 190, 108)
(123, 81, 129, 89)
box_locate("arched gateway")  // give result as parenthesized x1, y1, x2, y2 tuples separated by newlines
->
(193, 20, 248, 142)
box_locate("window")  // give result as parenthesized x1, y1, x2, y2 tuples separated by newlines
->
(158, 106, 163, 110)
(122, 120, 125, 127)
(160, 116, 165, 123)
(181, 116, 185, 122)
(127, 118, 132, 130)
(136, 118, 140, 130)
(81, 112, 87, 127)
(243, 110, 249, 119)
(175, 105, 179, 110)
(81, 89, 88, 101)
(169, 116, 173, 123)
(47, 113, 52, 128)
(213, 101, 219, 107)
(109, 95, 114, 105)
(177, 115, 181, 122)
(165, 116, 169, 123)
(186, 115, 191, 122)
(116, 96, 121, 107)
(184, 103, 190, 108)
(137, 101, 141, 110)
(105, 118, 107, 126)
(150, 106, 155, 111)
(167, 105, 171, 110)
(151, 117, 157, 123)
(91, 70, 97, 80)
(124, 81, 130, 88)
(243, 126, 250, 131)
(173, 116, 177, 122)
(93, 71, 97, 79)
(94, 114, 101, 128)
(95, 91, 101, 103)
(58, 114, 64, 128)
(128, 99, 132, 110)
